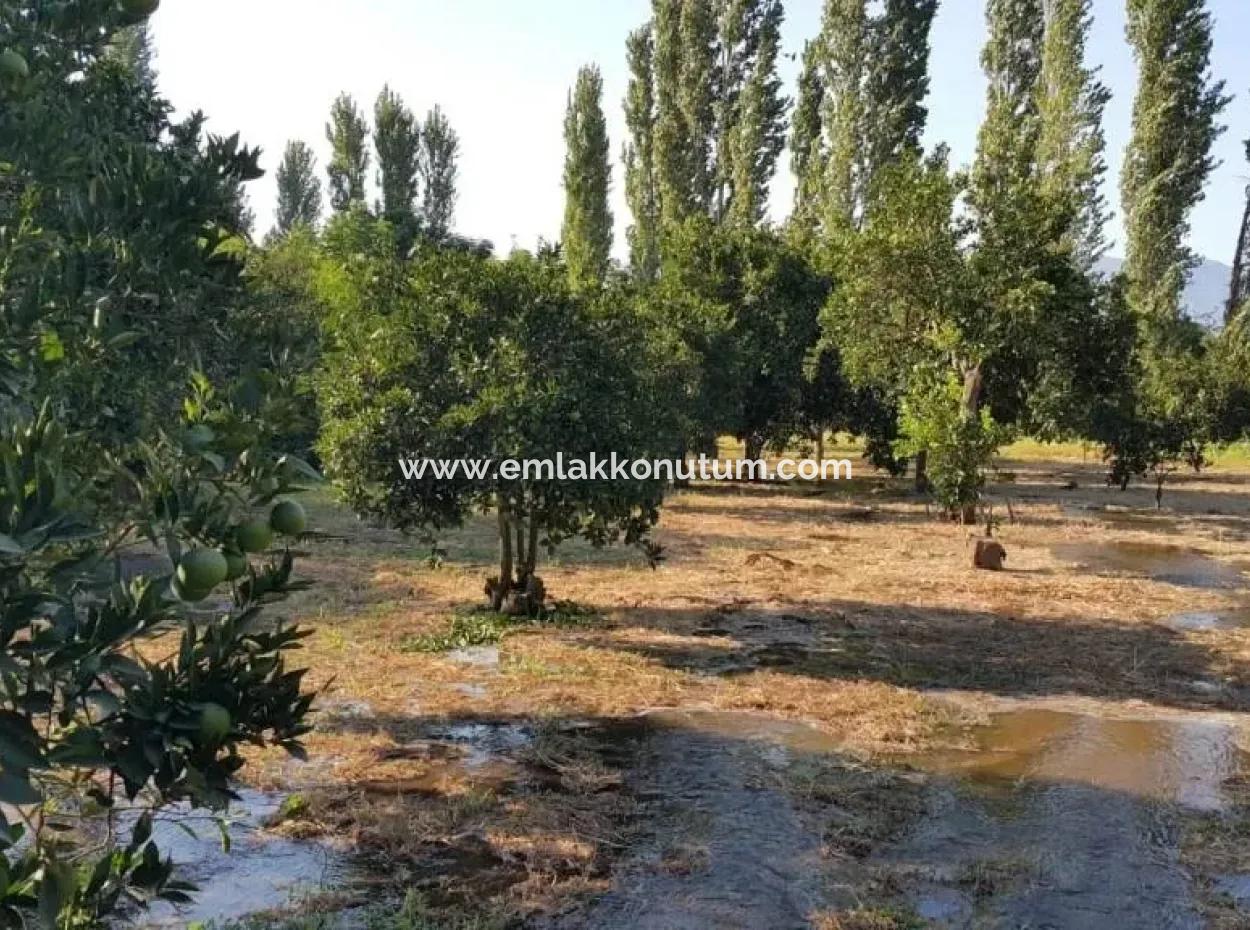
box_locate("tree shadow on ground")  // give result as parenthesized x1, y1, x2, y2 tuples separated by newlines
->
(300, 704, 1237, 929)
(591, 599, 1250, 714)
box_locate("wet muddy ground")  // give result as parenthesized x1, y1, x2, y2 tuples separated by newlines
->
(133, 790, 352, 927)
(147, 454, 1250, 928)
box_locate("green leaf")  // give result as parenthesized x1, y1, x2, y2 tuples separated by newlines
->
(0, 771, 41, 805)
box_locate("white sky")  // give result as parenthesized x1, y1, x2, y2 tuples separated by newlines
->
(150, 0, 1250, 263)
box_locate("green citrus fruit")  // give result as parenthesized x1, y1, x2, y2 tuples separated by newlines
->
(269, 500, 307, 537)
(176, 548, 228, 592)
(171, 577, 211, 603)
(197, 702, 232, 743)
(235, 519, 273, 553)
(120, 0, 160, 18)
(0, 50, 29, 81)
(222, 550, 248, 581)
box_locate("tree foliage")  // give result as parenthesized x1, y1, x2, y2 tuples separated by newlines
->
(417, 104, 460, 242)
(562, 65, 613, 291)
(315, 228, 681, 611)
(0, 3, 318, 923)
(373, 85, 422, 247)
(623, 25, 662, 282)
(325, 92, 370, 213)
(273, 139, 322, 236)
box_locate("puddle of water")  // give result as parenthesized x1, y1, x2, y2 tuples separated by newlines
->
(909, 709, 1245, 811)
(424, 721, 533, 768)
(132, 789, 349, 927)
(1061, 505, 1181, 532)
(914, 886, 975, 923)
(642, 709, 843, 758)
(1215, 874, 1250, 904)
(1163, 609, 1250, 632)
(1051, 541, 1245, 590)
(446, 645, 501, 670)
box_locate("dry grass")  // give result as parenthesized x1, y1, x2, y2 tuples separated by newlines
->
(228, 452, 1250, 920)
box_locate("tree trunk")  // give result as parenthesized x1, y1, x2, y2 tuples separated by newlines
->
(816, 431, 825, 463)
(494, 502, 512, 612)
(961, 365, 984, 419)
(525, 515, 540, 579)
(744, 435, 763, 464)
(914, 449, 929, 494)
(958, 364, 984, 525)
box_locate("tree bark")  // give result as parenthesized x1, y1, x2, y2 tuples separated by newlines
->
(525, 517, 540, 579)
(959, 364, 984, 525)
(494, 501, 512, 612)
(914, 449, 929, 493)
(744, 435, 764, 469)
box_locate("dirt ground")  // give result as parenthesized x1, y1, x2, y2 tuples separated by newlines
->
(230, 444, 1250, 929)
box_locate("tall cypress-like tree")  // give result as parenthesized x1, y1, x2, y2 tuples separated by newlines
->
(862, 0, 938, 197)
(819, 0, 868, 230)
(790, 38, 825, 233)
(325, 93, 370, 213)
(678, 0, 718, 215)
(722, 0, 787, 226)
(1121, 0, 1228, 326)
(373, 85, 421, 241)
(417, 105, 459, 241)
(795, 0, 935, 232)
(273, 140, 322, 235)
(652, 0, 717, 230)
(562, 65, 614, 290)
(627, 0, 788, 268)
(969, 0, 1045, 233)
(1036, 0, 1111, 268)
(1226, 123, 1249, 324)
(623, 25, 662, 281)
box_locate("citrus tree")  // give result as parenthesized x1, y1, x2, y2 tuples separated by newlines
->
(317, 225, 681, 614)
(1, 0, 263, 453)
(1, 3, 320, 924)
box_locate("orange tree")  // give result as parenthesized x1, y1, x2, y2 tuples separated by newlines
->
(1, 2, 318, 923)
(316, 223, 682, 614)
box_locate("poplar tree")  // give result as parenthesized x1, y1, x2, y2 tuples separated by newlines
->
(969, 0, 1044, 234)
(1121, 0, 1228, 326)
(819, 0, 868, 230)
(562, 65, 614, 290)
(274, 140, 322, 235)
(623, 25, 662, 281)
(722, 0, 787, 226)
(625, 1, 788, 267)
(678, 0, 718, 214)
(795, 0, 936, 232)
(325, 93, 370, 213)
(789, 38, 825, 233)
(373, 85, 421, 241)
(1036, 0, 1111, 268)
(1226, 124, 1249, 324)
(862, 0, 938, 195)
(417, 105, 460, 241)
(653, 0, 715, 230)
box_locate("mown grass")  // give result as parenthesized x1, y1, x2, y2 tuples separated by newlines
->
(228, 450, 1250, 925)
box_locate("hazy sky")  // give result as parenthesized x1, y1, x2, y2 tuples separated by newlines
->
(151, 0, 1250, 262)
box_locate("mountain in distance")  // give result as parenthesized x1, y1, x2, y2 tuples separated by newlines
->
(1095, 255, 1233, 330)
